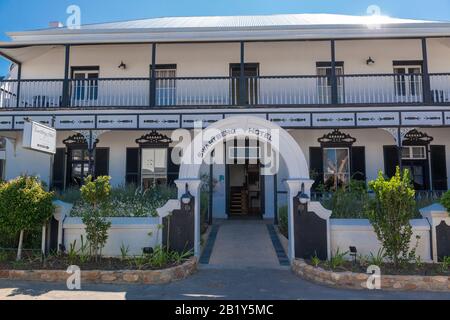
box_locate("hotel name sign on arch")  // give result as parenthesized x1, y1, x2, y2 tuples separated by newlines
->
(22, 121, 57, 155)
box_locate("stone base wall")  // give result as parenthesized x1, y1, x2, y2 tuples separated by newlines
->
(0, 257, 197, 285)
(292, 259, 450, 292)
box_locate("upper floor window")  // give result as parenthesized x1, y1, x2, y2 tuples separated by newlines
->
(71, 66, 100, 101)
(152, 64, 177, 106)
(316, 62, 344, 104)
(230, 63, 259, 105)
(393, 61, 422, 98)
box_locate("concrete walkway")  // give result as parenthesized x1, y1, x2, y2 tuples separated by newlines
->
(205, 220, 284, 269)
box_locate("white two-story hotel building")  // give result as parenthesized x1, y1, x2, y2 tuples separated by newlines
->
(1, 13, 450, 221)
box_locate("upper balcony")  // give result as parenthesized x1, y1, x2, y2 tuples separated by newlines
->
(1, 72, 450, 109)
(2, 28, 450, 110)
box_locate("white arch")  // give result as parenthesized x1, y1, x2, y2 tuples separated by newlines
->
(176, 116, 314, 261)
(179, 116, 310, 180)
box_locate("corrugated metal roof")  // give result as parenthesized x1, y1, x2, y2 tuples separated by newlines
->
(58, 13, 437, 30)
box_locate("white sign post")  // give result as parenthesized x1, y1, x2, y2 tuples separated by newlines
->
(22, 121, 57, 155)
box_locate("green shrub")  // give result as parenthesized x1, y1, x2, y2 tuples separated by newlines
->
(440, 190, 450, 214)
(80, 175, 111, 209)
(278, 206, 288, 238)
(0, 176, 54, 260)
(80, 176, 112, 261)
(69, 184, 177, 218)
(366, 167, 416, 268)
(320, 179, 370, 218)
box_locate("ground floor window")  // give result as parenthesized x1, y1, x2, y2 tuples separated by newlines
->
(141, 148, 168, 189)
(322, 147, 350, 190)
(67, 148, 92, 186)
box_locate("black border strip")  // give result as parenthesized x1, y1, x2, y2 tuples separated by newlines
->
(199, 224, 220, 264)
(266, 224, 290, 266)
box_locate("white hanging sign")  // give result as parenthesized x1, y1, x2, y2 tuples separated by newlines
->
(22, 121, 57, 155)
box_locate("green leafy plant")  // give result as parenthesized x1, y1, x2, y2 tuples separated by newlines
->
(366, 167, 416, 268)
(277, 206, 288, 238)
(80, 175, 111, 209)
(80, 176, 112, 262)
(0, 249, 9, 262)
(68, 240, 78, 265)
(328, 248, 348, 269)
(120, 243, 129, 261)
(78, 235, 90, 264)
(311, 252, 321, 268)
(441, 256, 450, 272)
(440, 191, 450, 214)
(368, 248, 385, 267)
(0, 176, 54, 260)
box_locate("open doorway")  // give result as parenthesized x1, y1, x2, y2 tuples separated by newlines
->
(226, 138, 264, 218)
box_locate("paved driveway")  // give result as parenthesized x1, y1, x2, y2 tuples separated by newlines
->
(1, 267, 450, 300)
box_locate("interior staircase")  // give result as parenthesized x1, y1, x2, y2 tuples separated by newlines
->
(230, 188, 247, 215)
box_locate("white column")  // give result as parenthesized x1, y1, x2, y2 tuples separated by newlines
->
(175, 178, 202, 258)
(421, 203, 450, 262)
(284, 178, 314, 262)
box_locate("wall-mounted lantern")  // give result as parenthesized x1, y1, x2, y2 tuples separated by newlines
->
(118, 61, 127, 70)
(366, 57, 375, 65)
(181, 183, 193, 210)
(297, 182, 310, 205)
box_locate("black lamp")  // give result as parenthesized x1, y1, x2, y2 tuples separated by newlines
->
(366, 57, 375, 65)
(181, 183, 192, 205)
(349, 246, 357, 264)
(297, 182, 310, 205)
(118, 61, 127, 70)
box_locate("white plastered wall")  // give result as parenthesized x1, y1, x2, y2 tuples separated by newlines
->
(15, 38, 450, 80)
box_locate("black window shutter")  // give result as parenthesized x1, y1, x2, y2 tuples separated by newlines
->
(383, 145, 399, 178)
(309, 147, 323, 190)
(94, 148, 109, 177)
(430, 145, 448, 191)
(52, 148, 66, 190)
(126, 148, 139, 185)
(351, 146, 366, 181)
(167, 147, 180, 187)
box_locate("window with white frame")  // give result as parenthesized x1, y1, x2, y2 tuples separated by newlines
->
(141, 148, 168, 189)
(402, 146, 426, 160)
(72, 68, 100, 101)
(316, 62, 344, 103)
(154, 65, 177, 106)
(323, 148, 350, 189)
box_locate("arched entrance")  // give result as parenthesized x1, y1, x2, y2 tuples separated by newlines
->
(175, 116, 316, 262)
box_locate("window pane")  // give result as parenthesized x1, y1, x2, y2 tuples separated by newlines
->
(72, 149, 83, 161)
(323, 149, 337, 174)
(336, 149, 350, 174)
(402, 147, 410, 159)
(412, 146, 425, 159)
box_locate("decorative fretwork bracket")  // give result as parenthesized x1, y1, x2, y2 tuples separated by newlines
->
(381, 128, 416, 146)
(75, 130, 110, 150)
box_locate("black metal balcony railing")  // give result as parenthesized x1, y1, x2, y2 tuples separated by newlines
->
(0, 73, 449, 109)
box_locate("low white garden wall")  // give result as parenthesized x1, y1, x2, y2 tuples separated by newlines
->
(330, 219, 432, 262)
(63, 217, 161, 257)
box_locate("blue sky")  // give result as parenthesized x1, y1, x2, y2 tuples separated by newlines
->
(1, 0, 450, 76)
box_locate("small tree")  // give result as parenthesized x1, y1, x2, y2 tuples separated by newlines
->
(80, 176, 112, 261)
(0, 176, 54, 260)
(367, 167, 416, 268)
(439, 190, 450, 214)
